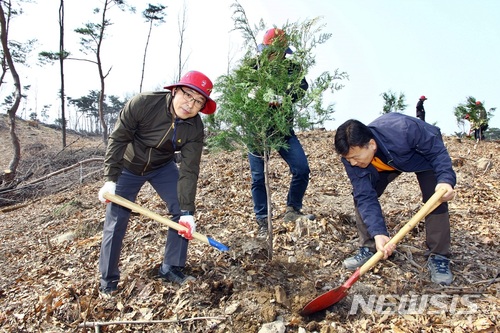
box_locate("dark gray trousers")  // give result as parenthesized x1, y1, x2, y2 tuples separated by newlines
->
(355, 170, 451, 257)
(99, 162, 188, 289)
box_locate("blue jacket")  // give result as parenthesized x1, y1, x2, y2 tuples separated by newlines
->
(341, 113, 456, 237)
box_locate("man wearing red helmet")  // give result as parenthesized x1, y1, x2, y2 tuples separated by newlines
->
(472, 101, 488, 141)
(97, 71, 216, 295)
(416, 95, 427, 122)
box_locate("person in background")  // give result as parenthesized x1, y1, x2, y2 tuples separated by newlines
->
(416, 95, 427, 122)
(248, 28, 313, 238)
(334, 112, 456, 285)
(474, 101, 488, 141)
(97, 70, 216, 294)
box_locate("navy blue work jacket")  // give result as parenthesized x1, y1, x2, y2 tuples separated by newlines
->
(341, 113, 456, 237)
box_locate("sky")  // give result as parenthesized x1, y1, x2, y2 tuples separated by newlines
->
(3, 0, 500, 135)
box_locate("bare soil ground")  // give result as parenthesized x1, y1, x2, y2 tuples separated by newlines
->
(0, 115, 498, 332)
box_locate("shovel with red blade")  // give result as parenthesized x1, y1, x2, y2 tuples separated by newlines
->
(300, 187, 447, 316)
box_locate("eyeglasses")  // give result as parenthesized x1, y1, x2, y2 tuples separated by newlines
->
(178, 87, 205, 109)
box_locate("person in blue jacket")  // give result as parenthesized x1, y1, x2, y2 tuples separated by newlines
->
(334, 113, 456, 285)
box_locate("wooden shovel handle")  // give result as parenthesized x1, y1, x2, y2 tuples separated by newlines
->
(103, 193, 229, 251)
(359, 187, 447, 276)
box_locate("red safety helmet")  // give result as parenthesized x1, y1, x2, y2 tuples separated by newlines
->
(258, 28, 293, 54)
(263, 28, 286, 45)
(419, 95, 427, 100)
(164, 71, 217, 115)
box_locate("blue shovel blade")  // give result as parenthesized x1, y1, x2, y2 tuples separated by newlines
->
(208, 237, 230, 252)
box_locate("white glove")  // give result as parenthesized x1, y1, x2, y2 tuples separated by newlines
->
(248, 87, 257, 99)
(263, 89, 276, 103)
(271, 95, 283, 104)
(178, 215, 196, 240)
(98, 181, 116, 203)
(263, 89, 283, 106)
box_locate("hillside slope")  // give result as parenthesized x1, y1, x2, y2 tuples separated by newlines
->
(0, 116, 498, 332)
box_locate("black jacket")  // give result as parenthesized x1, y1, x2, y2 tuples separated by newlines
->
(104, 91, 204, 211)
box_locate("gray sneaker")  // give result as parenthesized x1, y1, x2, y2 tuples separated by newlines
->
(283, 206, 315, 222)
(256, 218, 268, 239)
(427, 254, 453, 285)
(343, 247, 374, 270)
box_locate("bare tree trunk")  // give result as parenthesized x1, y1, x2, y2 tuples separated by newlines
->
(176, 2, 188, 81)
(97, 51, 108, 144)
(0, 2, 22, 180)
(59, 0, 67, 147)
(139, 20, 153, 93)
(264, 150, 273, 260)
(139, 4, 166, 91)
(96, 0, 113, 144)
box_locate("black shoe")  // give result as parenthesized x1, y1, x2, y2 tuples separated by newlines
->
(256, 218, 268, 239)
(158, 266, 195, 285)
(99, 285, 118, 297)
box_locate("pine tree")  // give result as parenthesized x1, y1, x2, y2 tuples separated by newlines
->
(210, 2, 347, 259)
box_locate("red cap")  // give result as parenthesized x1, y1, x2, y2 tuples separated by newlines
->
(164, 71, 216, 115)
(420, 95, 427, 100)
(263, 28, 286, 45)
(258, 28, 293, 54)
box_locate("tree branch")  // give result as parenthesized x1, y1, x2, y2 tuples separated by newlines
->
(77, 315, 227, 330)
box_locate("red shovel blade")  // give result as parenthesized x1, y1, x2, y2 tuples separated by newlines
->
(300, 189, 447, 317)
(300, 268, 361, 316)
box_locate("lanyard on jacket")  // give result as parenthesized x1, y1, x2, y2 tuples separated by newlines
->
(371, 156, 396, 172)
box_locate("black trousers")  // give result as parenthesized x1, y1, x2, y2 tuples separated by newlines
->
(354, 169, 451, 257)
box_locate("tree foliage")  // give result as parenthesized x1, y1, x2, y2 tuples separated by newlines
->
(380, 90, 407, 114)
(453, 96, 496, 138)
(486, 127, 500, 140)
(74, 0, 132, 144)
(67, 90, 125, 134)
(209, 1, 348, 259)
(211, 5, 347, 152)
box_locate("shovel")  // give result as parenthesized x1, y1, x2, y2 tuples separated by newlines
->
(103, 193, 229, 252)
(300, 187, 447, 316)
